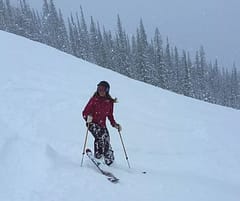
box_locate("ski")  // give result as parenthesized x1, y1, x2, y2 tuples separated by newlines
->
(85, 148, 119, 183)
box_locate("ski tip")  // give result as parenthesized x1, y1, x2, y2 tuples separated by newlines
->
(86, 148, 92, 153)
(108, 177, 119, 183)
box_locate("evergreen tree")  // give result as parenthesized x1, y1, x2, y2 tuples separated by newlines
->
(199, 46, 210, 101)
(30, 9, 42, 42)
(130, 35, 138, 79)
(68, 16, 77, 56)
(0, 0, 6, 30)
(48, 0, 61, 49)
(172, 47, 180, 93)
(153, 28, 166, 88)
(96, 22, 106, 66)
(115, 15, 131, 76)
(147, 40, 157, 85)
(207, 60, 220, 104)
(181, 50, 192, 96)
(78, 6, 89, 60)
(102, 27, 115, 70)
(187, 52, 194, 97)
(18, 0, 33, 37)
(5, 0, 15, 32)
(135, 19, 150, 82)
(89, 16, 99, 64)
(222, 69, 232, 107)
(194, 49, 204, 100)
(57, 9, 70, 53)
(230, 65, 239, 108)
(41, 0, 51, 45)
(164, 38, 172, 90)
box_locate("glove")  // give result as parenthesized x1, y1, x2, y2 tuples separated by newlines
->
(86, 115, 93, 123)
(114, 123, 122, 132)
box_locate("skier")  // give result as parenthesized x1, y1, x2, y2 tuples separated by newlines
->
(82, 81, 121, 166)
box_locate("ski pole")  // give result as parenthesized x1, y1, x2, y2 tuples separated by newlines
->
(80, 124, 90, 166)
(118, 130, 131, 168)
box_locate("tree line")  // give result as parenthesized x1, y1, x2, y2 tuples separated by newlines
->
(1, 0, 239, 109)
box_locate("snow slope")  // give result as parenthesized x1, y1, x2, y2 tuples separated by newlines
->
(0, 31, 240, 201)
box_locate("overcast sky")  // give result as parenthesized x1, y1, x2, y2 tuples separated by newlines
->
(12, 0, 240, 68)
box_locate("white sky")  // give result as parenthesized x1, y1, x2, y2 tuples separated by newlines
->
(12, 0, 240, 68)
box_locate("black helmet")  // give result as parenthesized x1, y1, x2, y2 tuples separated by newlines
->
(97, 81, 110, 93)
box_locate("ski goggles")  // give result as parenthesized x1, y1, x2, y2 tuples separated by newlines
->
(97, 85, 107, 92)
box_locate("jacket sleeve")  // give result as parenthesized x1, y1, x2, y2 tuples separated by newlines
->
(82, 97, 94, 121)
(108, 101, 116, 127)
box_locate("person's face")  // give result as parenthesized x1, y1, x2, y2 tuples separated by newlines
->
(97, 85, 107, 97)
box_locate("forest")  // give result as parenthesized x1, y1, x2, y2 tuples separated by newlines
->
(1, 0, 239, 109)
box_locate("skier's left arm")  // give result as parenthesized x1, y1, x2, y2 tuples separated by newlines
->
(108, 102, 122, 131)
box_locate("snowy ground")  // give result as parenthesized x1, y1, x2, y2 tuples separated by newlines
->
(0, 31, 240, 201)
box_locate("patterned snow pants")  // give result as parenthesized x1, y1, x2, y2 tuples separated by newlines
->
(88, 123, 114, 165)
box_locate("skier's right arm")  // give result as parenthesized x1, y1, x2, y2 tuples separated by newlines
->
(82, 97, 94, 121)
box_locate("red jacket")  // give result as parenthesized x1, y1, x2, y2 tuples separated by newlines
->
(82, 95, 116, 128)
